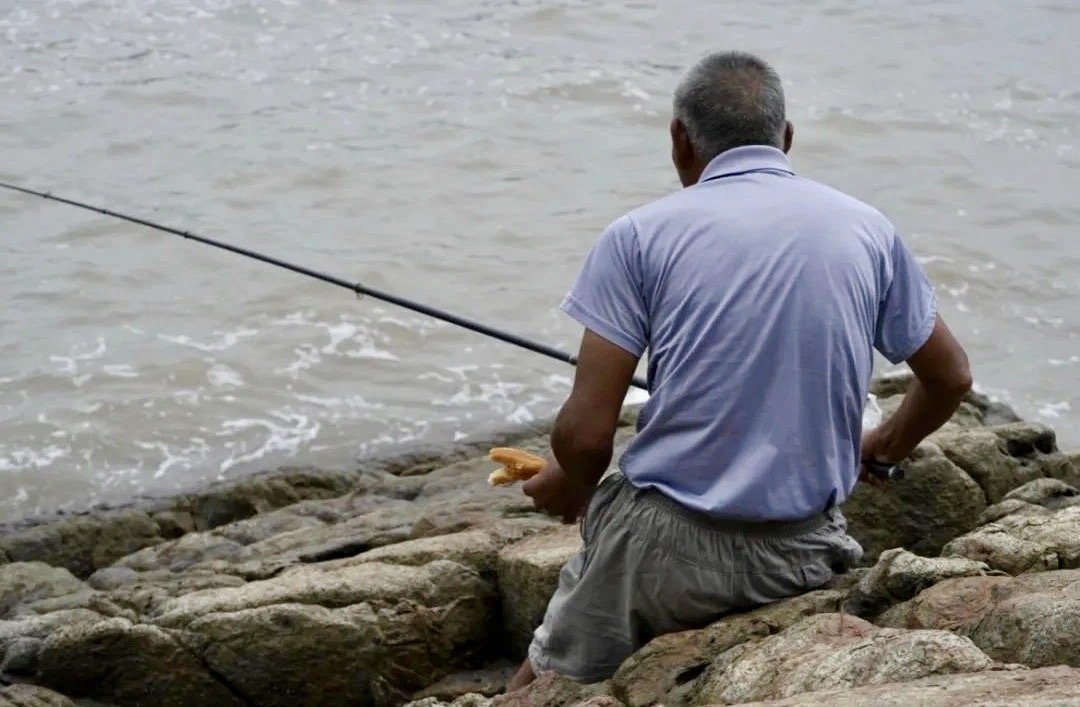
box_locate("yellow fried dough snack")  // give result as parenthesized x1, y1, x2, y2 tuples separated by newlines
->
(488, 447, 546, 486)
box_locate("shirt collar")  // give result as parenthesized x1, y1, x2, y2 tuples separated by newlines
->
(698, 145, 794, 184)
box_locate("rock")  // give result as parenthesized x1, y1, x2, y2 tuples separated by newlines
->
(843, 548, 999, 618)
(150, 509, 197, 539)
(86, 566, 139, 591)
(0, 683, 78, 706)
(410, 662, 517, 701)
(36, 617, 244, 706)
(1, 635, 43, 678)
(878, 569, 1080, 668)
(964, 571, 1080, 668)
(0, 513, 163, 578)
(211, 507, 330, 545)
(876, 575, 1015, 630)
(685, 613, 994, 704)
(931, 429, 1044, 504)
(190, 602, 379, 705)
(154, 559, 490, 627)
(941, 504, 1080, 574)
(1003, 477, 1080, 508)
(733, 665, 1080, 706)
(405, 695, 493, 707)
(0, 563, 87, 619)
(0, 609, 105, 682)
(113, 530, 253, 573)
(496, 525, 582, 656)
(490, 671, 611, 706)
(321, 519, 557, 580)
(978, 498, 1044, 525)
(610, 589, 845, 707)
(991, 422, 1080, 488)
(177, 466, 361, 531)
(186, 563, 497, 706)
(843, 444, 986, 561)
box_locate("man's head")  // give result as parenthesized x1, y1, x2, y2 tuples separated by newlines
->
(671, 52, 793, 187)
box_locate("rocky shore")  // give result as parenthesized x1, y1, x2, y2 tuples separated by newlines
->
(1, 374, 1078, 706)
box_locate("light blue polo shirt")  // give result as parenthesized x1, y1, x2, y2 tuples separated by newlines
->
(562, 145, 937, 521)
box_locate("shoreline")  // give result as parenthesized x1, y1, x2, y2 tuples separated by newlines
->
(0, 379, 1077, 706)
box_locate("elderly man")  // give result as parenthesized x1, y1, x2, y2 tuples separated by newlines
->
(508, 51, 972, 689)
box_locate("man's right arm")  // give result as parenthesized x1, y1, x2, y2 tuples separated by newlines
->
(863, 314, 972, 465)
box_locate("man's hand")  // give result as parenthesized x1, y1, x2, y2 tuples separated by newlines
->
(522, 456, 596, 524)
(859, 427, 894, 488)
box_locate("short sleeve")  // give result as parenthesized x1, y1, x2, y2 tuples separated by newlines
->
(560, 215, 648, 357)
(874, 232, 937, 364)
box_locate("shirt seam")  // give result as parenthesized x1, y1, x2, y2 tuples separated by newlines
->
(888, 287, 938, 364)
(561, 293, 645, 358)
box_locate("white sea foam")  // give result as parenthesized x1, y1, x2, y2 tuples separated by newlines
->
(0, 444, 68, 472)
(1038, 401, 1071, 419)
(206, 363, 243, 388)
(102, 364, 139, 378)
(158, 327, 259, 352)
(217, 411, 320, 473)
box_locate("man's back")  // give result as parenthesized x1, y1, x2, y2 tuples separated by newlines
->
(562, 145, 936, 521)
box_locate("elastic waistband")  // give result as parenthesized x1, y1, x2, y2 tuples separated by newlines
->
(633, 481, 829, 539)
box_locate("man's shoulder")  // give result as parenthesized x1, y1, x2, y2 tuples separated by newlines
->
(622, 176, 895, 231)
(791, 175, 895, 233)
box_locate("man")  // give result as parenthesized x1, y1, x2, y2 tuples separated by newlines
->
(507, 51, 973, 690)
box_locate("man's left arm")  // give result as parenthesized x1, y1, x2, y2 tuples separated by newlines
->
(523, 330, 638, 522)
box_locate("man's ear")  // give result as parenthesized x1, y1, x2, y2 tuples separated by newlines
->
(783, 121, 794, 154)
(670, 118, 697, 186)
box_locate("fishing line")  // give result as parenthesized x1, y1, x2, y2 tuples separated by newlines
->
(0, 181, 649, 391)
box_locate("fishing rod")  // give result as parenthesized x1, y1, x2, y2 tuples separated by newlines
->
(0, 181, 649, 391)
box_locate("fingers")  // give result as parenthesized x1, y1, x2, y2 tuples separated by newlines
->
(858, 463, 887, 488)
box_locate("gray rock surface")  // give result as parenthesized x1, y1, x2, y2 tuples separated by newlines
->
(879, 569, 1080, 668)
(842, 443, 986, 561)
(733, 665, 1080, 706)
(686, 613, 994, 704)
(610, 590, 846, 707)
(843, 548, 999, 618)
(942, 502, 1080, 574)
(0, 563, 87, 619)
(0, 683, 78, 707)
(0, 397, 1076, 706)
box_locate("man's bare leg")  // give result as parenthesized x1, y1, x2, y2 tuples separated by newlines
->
(505, 658, 536, 692)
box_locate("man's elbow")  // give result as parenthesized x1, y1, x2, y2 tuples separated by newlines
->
(551, 424, 614, 476)
(927, 357, 973, 400)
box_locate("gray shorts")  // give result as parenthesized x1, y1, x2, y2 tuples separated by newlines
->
(527, 473, 863, 683)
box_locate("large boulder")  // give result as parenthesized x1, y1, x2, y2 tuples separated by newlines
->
(0, 609, 104, 682)
(496, 526, 582, 656)
(0, 512, 164, 579)
(941, 503, 1080, 574)
(843, 548, 1000, 618)
(734, 665, 1080, 706)
(843, 443, 986, 561)
(0, 684, 78, 707)
(489, 671, 612, 706)
(36, 617, 243, 706)
(879, 569, 1080, 668)
(153, 559, 491, 627)
(991, 422, 1080, 488)
(685, 613, 994, 704)
(930, 429, 1044, 504)
(0, 563, 87, 619)
(319, 518, 558, 580)
(610, 589, 845, 707)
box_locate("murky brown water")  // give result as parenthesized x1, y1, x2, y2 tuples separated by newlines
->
(1, 0, 1077, 522)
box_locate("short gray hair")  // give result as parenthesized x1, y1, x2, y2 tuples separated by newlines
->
(673, 52, 786, 163)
